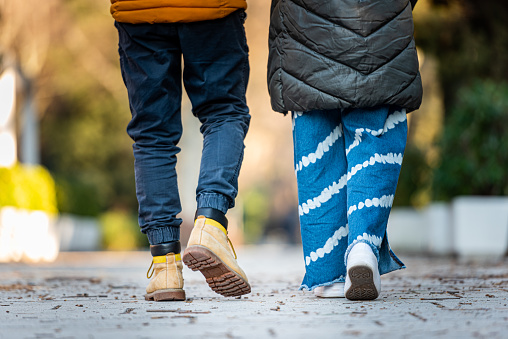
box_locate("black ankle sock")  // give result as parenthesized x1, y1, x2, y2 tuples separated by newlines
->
(195, 207, 228, 230)
(150, 241, 181, 256)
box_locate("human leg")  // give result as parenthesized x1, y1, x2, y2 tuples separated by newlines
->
(177, 11, 251, 297)
(341, 105, 407, 299)
(117, 21, 184, 245)
(292, 109, 348, 293)
(116, 21, 185, 301)
(180, 10, 250, 214)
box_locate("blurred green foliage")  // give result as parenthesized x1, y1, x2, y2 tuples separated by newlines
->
(432, 80, 508, 199)
(394, 145, 432, 207)
(0, 164, 58, 213)
(100, 210, 148, 250)
(38, 0, 137, 217)
(41, 87, 136, 216)
(408, 0, 508, 202)
(415, 0, 508, 114)
(242, 188, 270, 243)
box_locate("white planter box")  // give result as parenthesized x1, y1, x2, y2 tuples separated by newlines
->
(0, 207, 59, 262)
(388, 198, 508, 258)
(387, 207, 428, 253)
(0, 208, 102, 262)
(56, 214, 101, 251)
(453, 196, 508, 258)
(426, 202, 454, 256)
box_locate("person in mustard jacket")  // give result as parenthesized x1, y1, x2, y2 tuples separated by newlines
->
(111, 0, 251, 301)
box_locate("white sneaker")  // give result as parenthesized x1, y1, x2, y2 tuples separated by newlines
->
(314, 282, 345, 298)
(344, 243, 381, 300)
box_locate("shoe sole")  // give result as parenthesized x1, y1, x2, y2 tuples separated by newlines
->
(183, 246, 251, 297)
(145, 289, 186, 302)
(345, 265, 379, 300)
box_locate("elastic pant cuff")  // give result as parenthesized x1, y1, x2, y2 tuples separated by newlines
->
(196, 193, 230, 215)
(146, 226, 180, 245)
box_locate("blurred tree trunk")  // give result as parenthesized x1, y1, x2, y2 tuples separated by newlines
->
(0, 0, 124, 165)
(0, 0, 60, 164)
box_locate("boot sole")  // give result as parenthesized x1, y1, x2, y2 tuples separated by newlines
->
(145, 289, 186, 302)
(183, 246, 251, 297)
(345, 265, 379, 300)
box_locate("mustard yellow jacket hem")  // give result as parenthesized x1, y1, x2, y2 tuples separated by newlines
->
(110, 0, 247, 24)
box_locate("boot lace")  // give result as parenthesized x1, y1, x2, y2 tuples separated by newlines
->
(147, 260, 155, 279)
(228, 237, 237, 260)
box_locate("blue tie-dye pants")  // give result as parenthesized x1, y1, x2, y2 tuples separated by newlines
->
(292, 106, 407, 291)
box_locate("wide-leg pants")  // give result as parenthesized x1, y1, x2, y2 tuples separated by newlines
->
(292, 106, 407, 290)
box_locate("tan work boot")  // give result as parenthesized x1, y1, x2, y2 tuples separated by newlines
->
(183, 216, 251, 297)
(144, 253, 186, 301)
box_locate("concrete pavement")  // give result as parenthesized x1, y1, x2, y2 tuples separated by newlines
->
(1, 245, 507, 338)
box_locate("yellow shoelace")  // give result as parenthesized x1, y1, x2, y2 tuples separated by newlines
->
(146, 253, 181, 279)
(227, 237, 237, 260)
(147, 261, 155, 279)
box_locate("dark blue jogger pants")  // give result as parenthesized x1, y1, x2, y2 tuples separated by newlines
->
(115, 10, 250, 245)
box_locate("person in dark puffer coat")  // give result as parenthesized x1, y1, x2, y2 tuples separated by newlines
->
(267, 0, 423, 300)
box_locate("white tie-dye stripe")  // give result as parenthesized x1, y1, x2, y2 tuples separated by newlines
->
(295, 124, 343, 175)
(345, 110, 406, 156)
(299, 173, 348, 216)
(291, 111, 304, 130)
(345, 128, 364, 156)
(347, 195, 394, 216)
(356, 233, 383, 247)
(305, 224, 349, 266)
(299, 153, 403, 216)
(347, 152, 403, 180)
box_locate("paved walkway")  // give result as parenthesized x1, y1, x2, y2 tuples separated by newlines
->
(1, 245, 507, 339)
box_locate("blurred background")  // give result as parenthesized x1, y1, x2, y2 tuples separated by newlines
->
(0, 0, 507, 262)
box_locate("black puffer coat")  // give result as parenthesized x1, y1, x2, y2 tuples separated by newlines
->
(267, 0, 422, 114)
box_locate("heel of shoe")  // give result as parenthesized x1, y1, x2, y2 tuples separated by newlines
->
(145, 288, 186, 301)
(345, 243, 381, 300)
(183, 246, 251, 297)
(345, 265, 379, 300)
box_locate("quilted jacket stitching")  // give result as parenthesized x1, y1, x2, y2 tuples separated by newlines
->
(281, 70, 354, 105)
(384, 72, 420, 103)
(286, 0, 410, 38)
(283, 28, 414, 76)
(267, 0, 422, 113)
